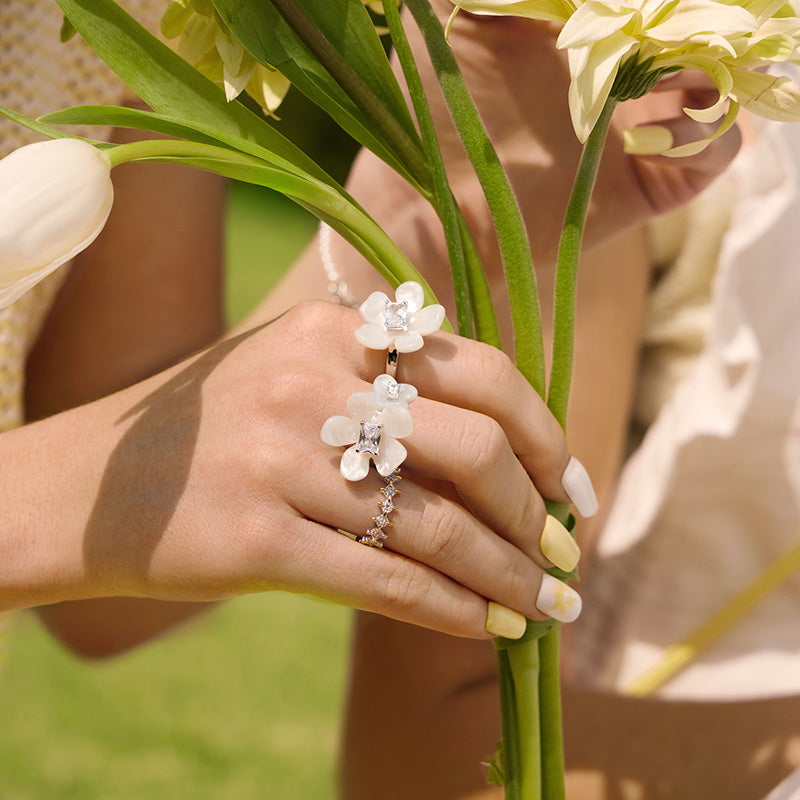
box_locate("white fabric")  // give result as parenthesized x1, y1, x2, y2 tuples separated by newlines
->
(573, 116, 800, 700)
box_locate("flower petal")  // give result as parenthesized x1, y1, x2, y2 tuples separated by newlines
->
(382, 405, 414, 438)
(359, 290, 390, 324)
(355, 322, 395, 351)
(341, 446, 371, 481)
(375, 437, 407, 476)
(451, 0, 574, 24)
(557, 1, 636, 49)
(664, 99, 740, 156)
(409, 304, 446, 336)
(394, 281, 425, 313)
(393, 331, 425, 353)
(320, 416, 360, 446)
(347, 391, 379, 421)
(730, 68, 800, 120)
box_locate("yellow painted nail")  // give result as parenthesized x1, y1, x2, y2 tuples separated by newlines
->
(540, 515, 581, 572)
(485, 601, 527, 639)
(623, 125, 674, 156)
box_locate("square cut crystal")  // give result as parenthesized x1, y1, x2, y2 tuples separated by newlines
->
(385, 378, 400, 401)
(384, 299, 408, 331)
(355, 421, 383, 455)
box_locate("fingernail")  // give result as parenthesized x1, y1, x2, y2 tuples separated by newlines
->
(561, 456, 598, 518)
(623, 125, 674, 155)
(536, 574, 582, 623)
(540, 515, 580, 572)
(485, 601, 527, 639)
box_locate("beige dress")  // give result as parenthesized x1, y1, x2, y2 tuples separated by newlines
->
(573, 113, 800, 703)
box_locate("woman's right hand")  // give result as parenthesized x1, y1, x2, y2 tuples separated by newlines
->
(3, 301, 591, 637)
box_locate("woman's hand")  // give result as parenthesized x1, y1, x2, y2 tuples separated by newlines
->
(3, 302, 590, 637)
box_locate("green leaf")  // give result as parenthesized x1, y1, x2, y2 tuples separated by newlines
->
(486, 741, 506, 787)
(60, 15, 77, 42)
(212, 0, 429, 192)
(40, 104, 332, 180)
(0, 105, 110, 148)
(54, 0, 332, 183)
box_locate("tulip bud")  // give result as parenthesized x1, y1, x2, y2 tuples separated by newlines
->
(0, 138, 113, 309)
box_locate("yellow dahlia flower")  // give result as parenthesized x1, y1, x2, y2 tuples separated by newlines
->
(161, 0, 291, 114)
(449, 0, 800, 154)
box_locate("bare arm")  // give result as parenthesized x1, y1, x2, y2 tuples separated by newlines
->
(25, 117, 226, 657)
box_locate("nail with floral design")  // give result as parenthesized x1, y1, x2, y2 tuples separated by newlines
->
(321, 375, 417, 481)
(355, 281, 445, 353)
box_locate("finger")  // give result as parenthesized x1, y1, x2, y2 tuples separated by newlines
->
(396, 333, 573, 504)
(625, 114, 742, 212)
(404, 398, 550, 566)
(273, 515, 496, 638)
(290, 467, 579, 624)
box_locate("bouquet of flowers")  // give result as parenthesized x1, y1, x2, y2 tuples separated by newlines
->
(3, 0, 800, 796)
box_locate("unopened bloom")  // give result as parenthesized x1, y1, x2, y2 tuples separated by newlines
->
(321, 375, 416, 481)
(449, 0, 800, 153)
(161, 0, 291, 114)
(356, 281, 445, 353)
(0, 138, 113, 310)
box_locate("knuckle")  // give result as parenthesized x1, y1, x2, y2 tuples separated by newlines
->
(469, 345, 518, 401)
(382, 558, 426, 613)
(420, 502, 465, 563)
(509, 484, 547, 538)
(457, 415, 509, 481)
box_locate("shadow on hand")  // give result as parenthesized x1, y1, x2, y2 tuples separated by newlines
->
(81, 328, 260, 592)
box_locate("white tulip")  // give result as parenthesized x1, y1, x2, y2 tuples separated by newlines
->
(0, 138, 113, 309)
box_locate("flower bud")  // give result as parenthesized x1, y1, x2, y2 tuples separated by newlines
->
(0, 138, 113, 309)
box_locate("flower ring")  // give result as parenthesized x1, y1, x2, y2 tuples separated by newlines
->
(355, 281, 445, 353)
(320, 375, 417, 481)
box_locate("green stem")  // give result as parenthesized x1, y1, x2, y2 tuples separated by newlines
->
(496, 648, 523, 800)
(507, 638, 542, 800)
(547, 97, 617, 427)
(538, 631, 564, 799)
(269, 0, 432, 193)
(381, 0, 474, 338)
(404, 0, 545, 396)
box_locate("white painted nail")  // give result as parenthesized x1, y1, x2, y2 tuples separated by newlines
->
(561, 456, 598, 518)
(536, 574, 582, 623)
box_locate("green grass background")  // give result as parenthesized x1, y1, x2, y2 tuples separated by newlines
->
(0, 182, 353, 800)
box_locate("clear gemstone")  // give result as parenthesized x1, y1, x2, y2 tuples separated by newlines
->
(373, 514, 392, 528)
(385, 379, 400, 401)
(355, 422, 383, 455)
(381, 483, 400, 499)
(384, 300, 408, 331)
(379, 498, 394, 514)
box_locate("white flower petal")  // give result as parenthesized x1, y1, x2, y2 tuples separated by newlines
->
(393, 331, 425, 353)
(558, 1, 636, 49)
(359, 291, 390, 324)
(409, 304, 446, 336)
(452, 0, 574, 23)
(320, 416, 359, 446)
(399, 384, 418, 404)
(0, 139, 113, 310)
(347, 391, 379, 421)
(664, 99, 740, 156)
(730, 68, 800, 120)
(382, 405, 414, 438)
(375, 438, 407, 476)
(355, 322, 395, 351)
(341, 446, 371, 481)
(394, 281, 425, 313)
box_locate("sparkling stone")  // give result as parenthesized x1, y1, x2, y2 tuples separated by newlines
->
(385, 379, 400, 401)
(379, 498, 394, 514)
(355, 422, 383, 455)
(381, 483, 400, 499)
(384, 300, 408, 331)
(373, 514, 392, 528)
